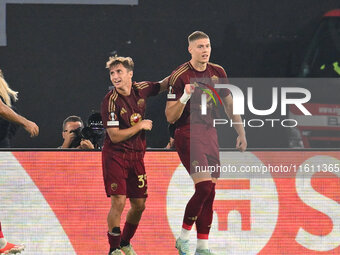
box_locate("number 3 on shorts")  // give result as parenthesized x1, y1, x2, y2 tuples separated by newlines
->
(138, 174, 147, 188)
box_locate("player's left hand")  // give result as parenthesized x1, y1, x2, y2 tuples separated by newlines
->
(236, 135, 247, 152)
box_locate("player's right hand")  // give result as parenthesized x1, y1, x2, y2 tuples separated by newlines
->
(139, 119, 153, 131)
(184, 84, 195, 95)
(179, 84, 195, 105)
(24, 120, 39, 137)
(236, 135, 247, 152)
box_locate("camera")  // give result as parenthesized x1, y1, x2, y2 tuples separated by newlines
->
(69, 112, 105, 149)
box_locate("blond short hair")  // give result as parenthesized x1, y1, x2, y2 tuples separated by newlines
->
(188, 31, 209, 44)
(106, 56, 134, 71)
(0, 69, 18, 107)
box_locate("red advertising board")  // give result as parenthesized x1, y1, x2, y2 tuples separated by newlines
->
(0, 151, 338, 254)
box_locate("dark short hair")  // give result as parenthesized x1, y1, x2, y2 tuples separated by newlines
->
(188, 31, 209, 44)
(62, 115, 83, 130)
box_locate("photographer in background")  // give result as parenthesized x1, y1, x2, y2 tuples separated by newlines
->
(59, 115, 94, 149)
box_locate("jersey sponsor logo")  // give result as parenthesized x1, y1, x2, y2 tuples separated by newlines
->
(130, 113, 142, 126)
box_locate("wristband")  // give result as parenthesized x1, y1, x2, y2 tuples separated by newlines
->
(179, 90, 191, 104)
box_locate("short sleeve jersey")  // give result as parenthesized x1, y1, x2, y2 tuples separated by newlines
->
(167, 61, 230, 127)
(101, 81, 160, 154)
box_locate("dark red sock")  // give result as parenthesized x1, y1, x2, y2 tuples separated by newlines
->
(107, 227, 121, 250)
(121, 222, 138, 244)
(183, 181, 213, 229)
(196, 183, 215, 239)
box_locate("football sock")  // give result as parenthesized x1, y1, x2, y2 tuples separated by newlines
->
(179, 227, 191, 241)
(183, 181, 213, 228)
(196, 183, 215, 240)
(121, 221, 138, 246)
(0, 239, 6, 250)
(108, 227, 121, 252)
(120, 239, 129, 247)
(196, 239, 209, 250)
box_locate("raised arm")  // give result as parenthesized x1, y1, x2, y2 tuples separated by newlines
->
(222, 94, 247, 152)
(165, 84, 193, 124)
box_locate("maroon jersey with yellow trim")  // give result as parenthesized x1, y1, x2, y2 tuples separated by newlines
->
(101, 81, 160, 155)
(167, 61, 230, 127)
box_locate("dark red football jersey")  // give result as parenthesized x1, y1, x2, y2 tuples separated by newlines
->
(101, 81, 160, 156)
(167, 61, 230, 127)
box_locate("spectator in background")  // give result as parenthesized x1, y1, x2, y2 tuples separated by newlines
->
(59, 115, 94, 149)
(0, 69, 39, 254)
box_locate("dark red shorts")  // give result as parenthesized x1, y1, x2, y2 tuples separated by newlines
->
(102, 151, 148, 198)
(174, 124, 220, 178)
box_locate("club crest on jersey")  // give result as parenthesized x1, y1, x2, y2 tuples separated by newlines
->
(137, 99, 145, 108)
(211, 75, 219, 83)
(130, 113, 142, 126)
